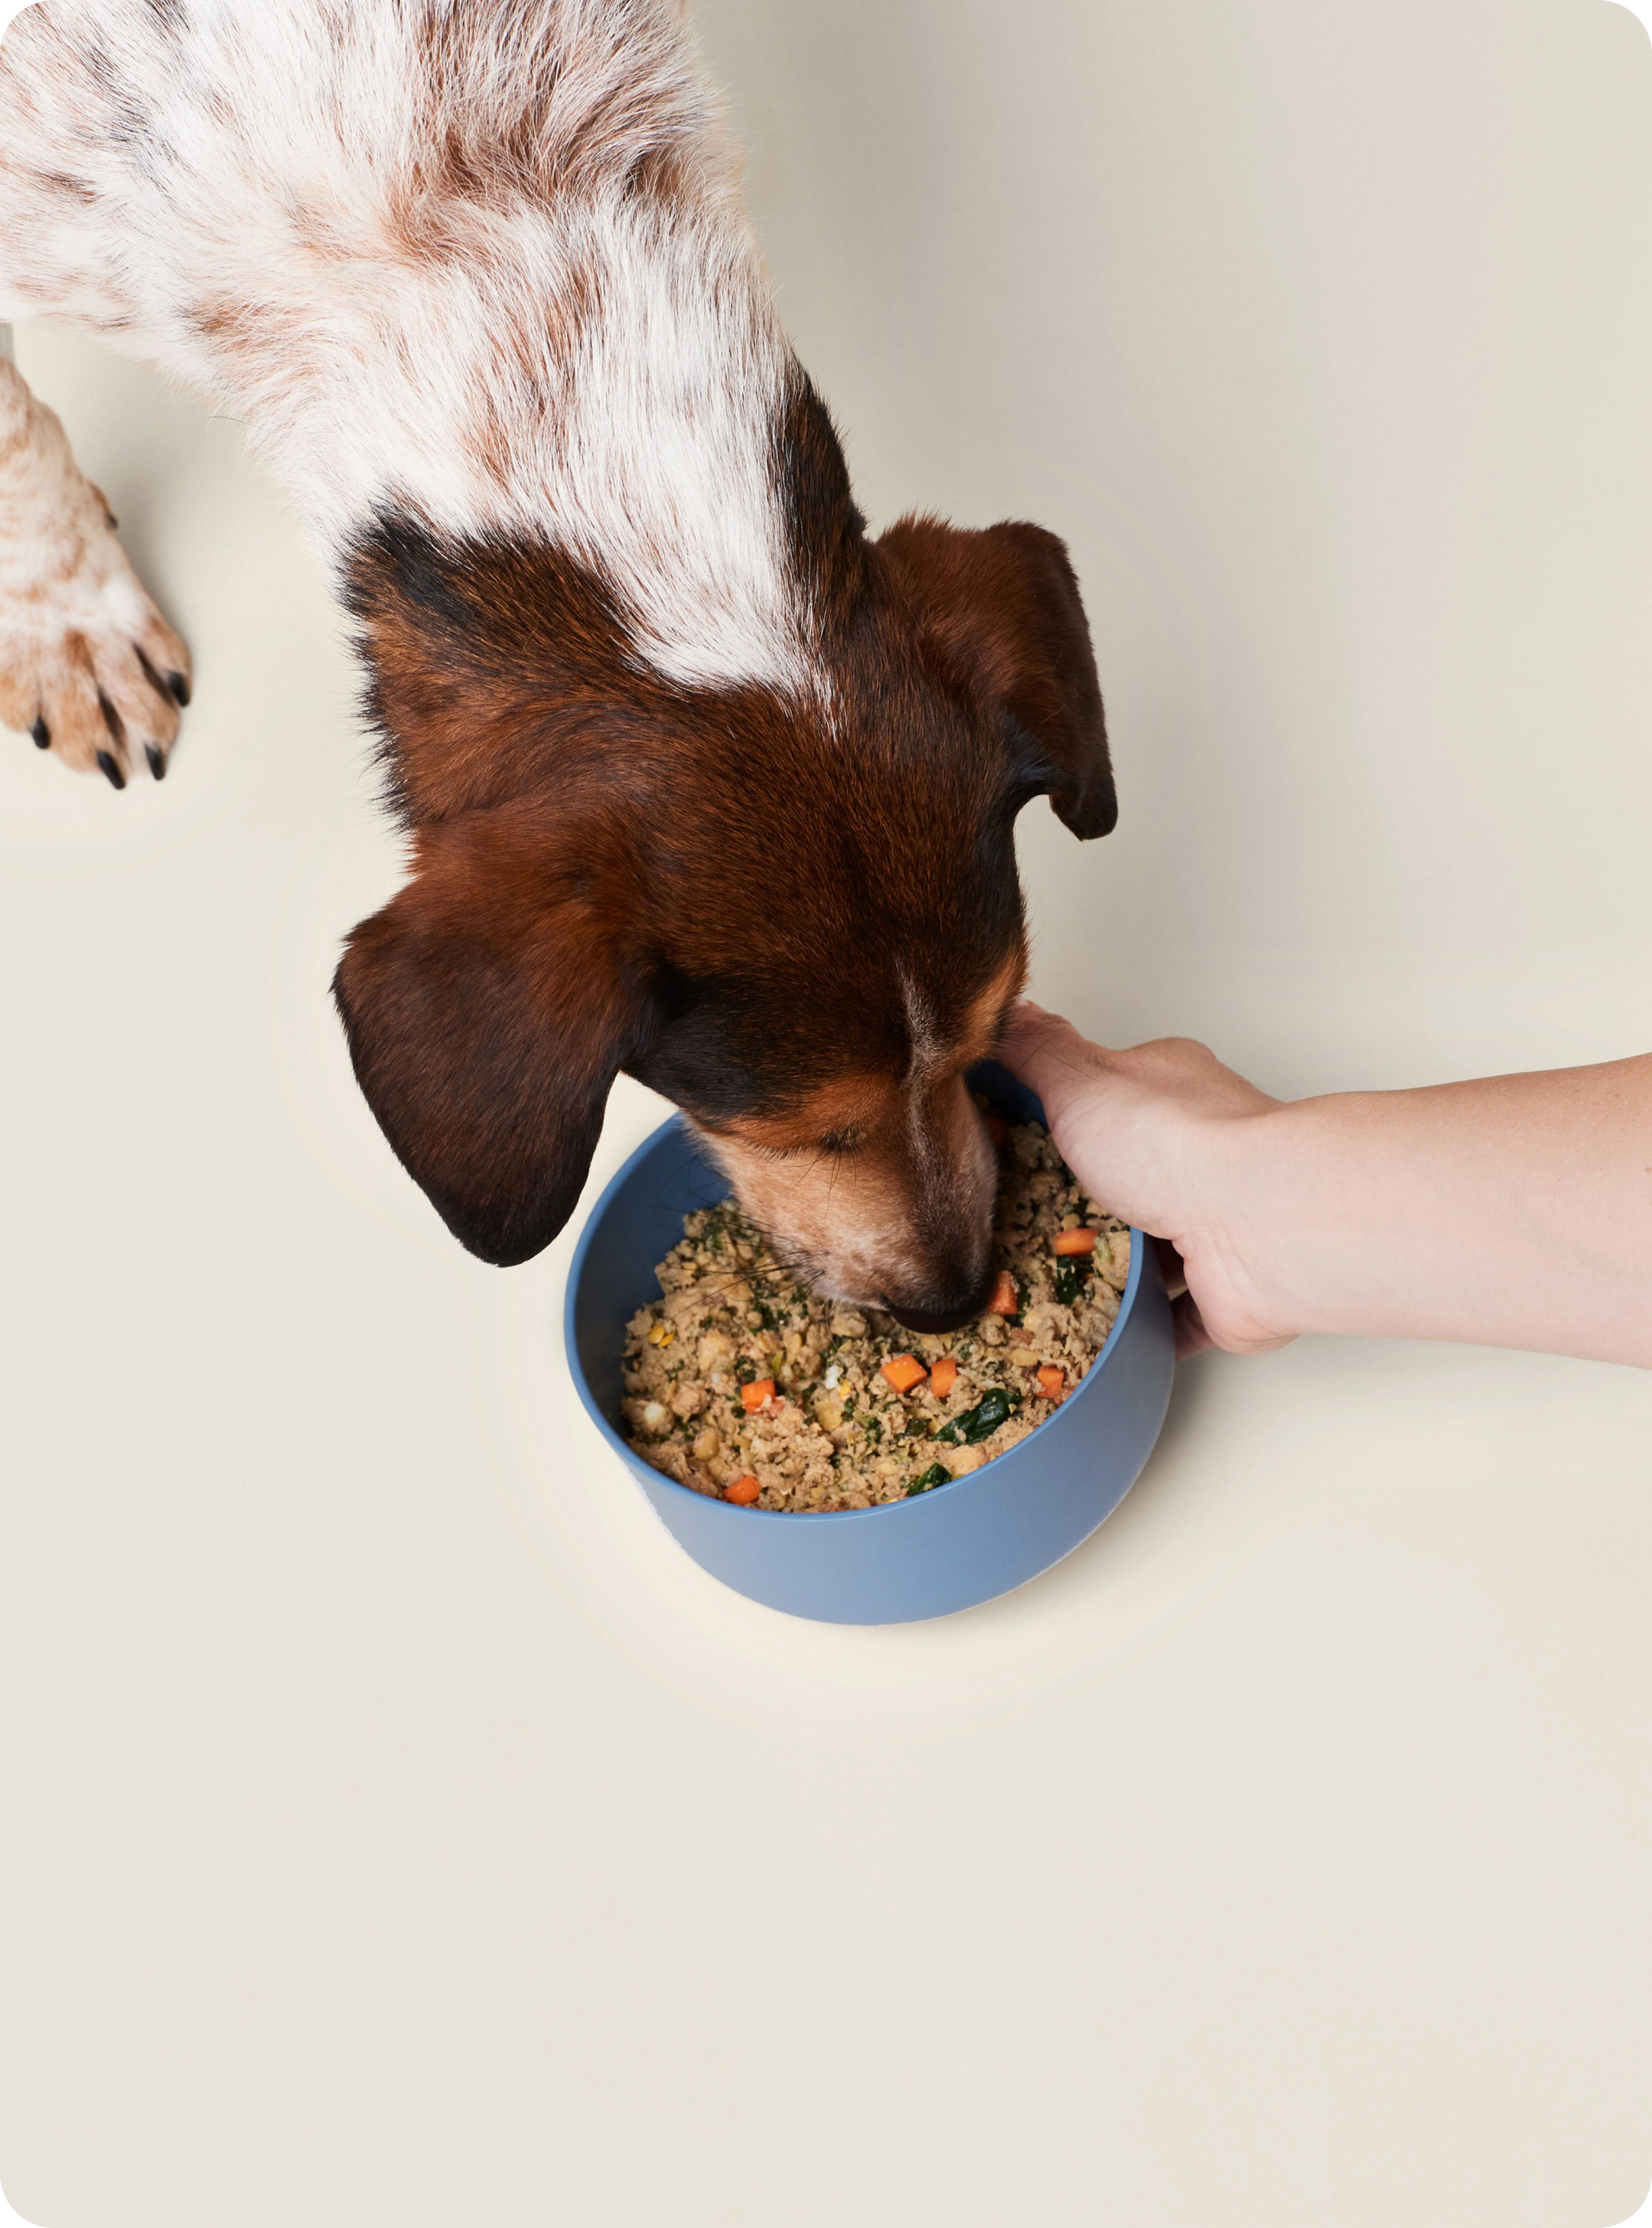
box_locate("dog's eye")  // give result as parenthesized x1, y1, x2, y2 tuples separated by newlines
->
(819, 1129, 863, 1156)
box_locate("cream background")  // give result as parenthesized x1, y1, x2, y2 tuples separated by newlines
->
(3, 1, 1652, 2223)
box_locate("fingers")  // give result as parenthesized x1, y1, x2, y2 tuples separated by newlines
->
(1152, 1235, 1189, 1300)
(1171, 1289, 1298, 1362)
(999, 999, 1110, 1122)
(1172, 1291, 1216, 1359)
(1003, 1002, 1294, 1364)
(999, 998, 1084, 1064)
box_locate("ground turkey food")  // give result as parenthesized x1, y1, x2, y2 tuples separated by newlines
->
(621, 1118, 1131, 1511)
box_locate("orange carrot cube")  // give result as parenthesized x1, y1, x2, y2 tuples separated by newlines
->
(1053, 1228, 1097, 1257)
(930, 1356, 959, 1397)
(881, 1353, 928, 1395)
(1036, 1365, 1067, 1402)
(985, 1270, 1020, 1316)
(725, 1473, 762, 1504)
(740, 1378, 775, 1413)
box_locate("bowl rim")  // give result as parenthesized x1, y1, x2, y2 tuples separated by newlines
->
(565, 1110, 1150, 1525)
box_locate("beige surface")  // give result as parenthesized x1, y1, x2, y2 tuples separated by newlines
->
(2, 2, 1651, 2223)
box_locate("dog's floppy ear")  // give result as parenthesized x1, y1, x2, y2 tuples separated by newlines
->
(877, 515, 1116, 838)
(332, 808, 645, 1267)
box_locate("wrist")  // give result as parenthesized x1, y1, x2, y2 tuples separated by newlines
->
(1215, 1090, 1423, 1343)
(1180, 1099, 1312, 1347)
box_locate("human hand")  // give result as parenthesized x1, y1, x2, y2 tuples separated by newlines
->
(1004, 1003, 1652, 1370)
(1000, 1002, 1292, 1360)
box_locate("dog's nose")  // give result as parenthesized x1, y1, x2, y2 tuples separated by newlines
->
(885, 1264, 995, 1337)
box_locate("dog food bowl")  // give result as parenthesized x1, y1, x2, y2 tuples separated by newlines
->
(564, 1063, 1175, 1624)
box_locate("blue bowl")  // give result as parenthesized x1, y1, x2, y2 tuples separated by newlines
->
(564, 1063, 1175, 1624)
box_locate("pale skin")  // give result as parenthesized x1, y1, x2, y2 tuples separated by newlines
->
(1002, 1002, 1652, 1371)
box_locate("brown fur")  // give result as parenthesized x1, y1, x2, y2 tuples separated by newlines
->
(334, 388, 1113, 1315)
(0, 0, 1113, 1308)
(878, 515, 1116, 840)
(703, 954, 1025, 1323)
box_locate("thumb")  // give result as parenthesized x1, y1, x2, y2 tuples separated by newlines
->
(999, 1000, 1108, 1122)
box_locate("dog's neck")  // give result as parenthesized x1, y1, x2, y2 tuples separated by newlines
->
(194, 48, 822, 701)
(6, 0, 852, 699)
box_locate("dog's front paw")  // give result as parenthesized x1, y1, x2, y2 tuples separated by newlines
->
(0, 364, 191, 786)
(0, 510, 191, 788)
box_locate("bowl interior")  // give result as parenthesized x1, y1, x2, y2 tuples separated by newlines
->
(567, 1122, 727, 1445)
(567, 1061, 1136, 1508)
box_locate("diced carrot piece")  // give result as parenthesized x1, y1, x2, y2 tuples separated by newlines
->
(740, 1378, 775, 1413)
(725, 1473, 762, 1504)
(986, 1114, 1008, 1151)
(1036, 1365, 1067, 1402)
(1053, 1227, 1098, 1257)
(930, 1356, 959, 1397)
(881, 1353, 928, 1395)
(985, 1270, 1020, 1316)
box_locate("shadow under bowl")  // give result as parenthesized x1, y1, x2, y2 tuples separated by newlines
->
(564, 1063, 1175, 1625)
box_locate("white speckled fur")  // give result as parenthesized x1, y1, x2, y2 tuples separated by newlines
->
(0, 0, 816, 695)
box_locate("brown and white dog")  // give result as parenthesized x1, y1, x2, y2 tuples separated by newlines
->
(0, 0, 1114, 1329)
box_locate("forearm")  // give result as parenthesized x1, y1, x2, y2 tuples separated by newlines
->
(1229, 1058, 1652, 1366)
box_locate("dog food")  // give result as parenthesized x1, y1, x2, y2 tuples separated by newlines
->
(621, 1116, 1131, 1511)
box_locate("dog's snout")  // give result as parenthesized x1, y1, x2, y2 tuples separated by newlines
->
(885, 1263, 995, 1337)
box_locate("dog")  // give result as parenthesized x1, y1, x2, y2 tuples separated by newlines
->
(0, 0, 1115, 1331)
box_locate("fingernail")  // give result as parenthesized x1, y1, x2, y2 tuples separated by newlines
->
(166, 672, 191, 707)
(96, 750, 125, 790)
(31, 716, 49, 749)
(146, 743, 166, 780)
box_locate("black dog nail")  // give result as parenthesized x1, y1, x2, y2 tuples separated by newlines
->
(166, 672, 191, 707)
(31, 716, 50, 749)
(96, 750, 125, 790)
(146, 744, 166, 780)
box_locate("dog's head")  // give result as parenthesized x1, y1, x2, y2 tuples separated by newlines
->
(335, 500, 1113, 1328)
